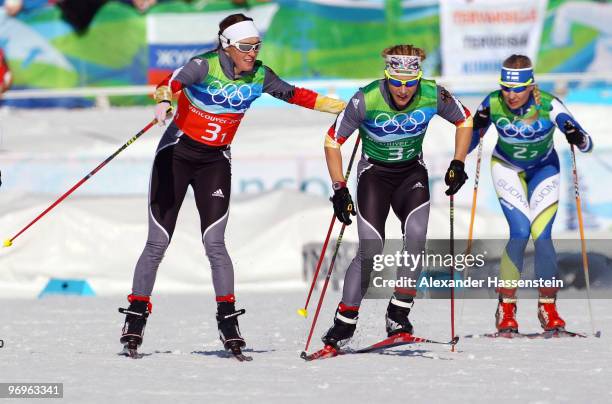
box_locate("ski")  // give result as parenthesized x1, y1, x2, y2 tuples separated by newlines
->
(465, 329, 596, 339)
(229, 347, 253, 362)
(301, 333, 459, 361)
(300, 344, 339, 361)
(354, 332, 459, 354)
(118, 343, 143, 359)
(226, 341, 253, 362)
(523, 329, 587, 339)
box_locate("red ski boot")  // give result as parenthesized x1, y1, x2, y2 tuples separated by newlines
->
(495, 296, 518, 333)
(538, 297, 566, 331)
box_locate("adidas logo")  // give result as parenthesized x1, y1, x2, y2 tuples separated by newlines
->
(212, 189, 225, 198)
(412, 182, 424, 189)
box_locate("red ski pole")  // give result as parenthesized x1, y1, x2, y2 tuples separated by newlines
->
(3, 117, 159, 247)
(297, 136, 360, 318)
(301, 222, 348, 354)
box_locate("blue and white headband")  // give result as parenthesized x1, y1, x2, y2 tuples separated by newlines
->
(385, 55, 421, 76)
(500, 66, 534, 87)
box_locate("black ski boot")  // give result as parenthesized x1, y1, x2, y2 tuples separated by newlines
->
(119, 294, 151, 358)
(216, 301, 251, 361)
(321, 304, 359, 349)
(385, 296, 414, 336)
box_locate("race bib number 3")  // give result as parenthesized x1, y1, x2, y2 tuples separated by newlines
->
(387, 146, 417, 161)
(175, 97, 244, 146)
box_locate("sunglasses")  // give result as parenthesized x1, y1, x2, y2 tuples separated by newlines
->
(499, 78, 533, 93)
(500, 84, 529, 93)
(384, 70, 422, 88)
(233, 41, 262, 53)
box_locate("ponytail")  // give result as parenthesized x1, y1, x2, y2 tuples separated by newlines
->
(533, 85, 542, 109)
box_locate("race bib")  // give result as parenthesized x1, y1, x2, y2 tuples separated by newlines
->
(174, 95, 244, 146)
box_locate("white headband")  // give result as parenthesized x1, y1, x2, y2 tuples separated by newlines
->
(220, 20, 260, 48)
(385, 55, 421, 76)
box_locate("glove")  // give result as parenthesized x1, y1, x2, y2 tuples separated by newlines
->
(331, 185, 356, 225)
(444, 159, 468, 196)
(473, 106, 490, 130)
(563, 121, 585, 146)
(155, 101, 173, 126)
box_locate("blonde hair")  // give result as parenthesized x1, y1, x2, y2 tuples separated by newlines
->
(502, 54, 541, 107)
(382, 45, 427, 61)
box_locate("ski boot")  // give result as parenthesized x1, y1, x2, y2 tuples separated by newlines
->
(216, 299, 251, 361)
(495, 296, 519, 334)
(321, 303, 359, 349)
(538, 296, 566, 331)
(119, 294, 152, 358)
(385, 296, 414, 336)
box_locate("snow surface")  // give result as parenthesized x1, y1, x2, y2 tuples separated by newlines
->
(0, 293, 610, 403)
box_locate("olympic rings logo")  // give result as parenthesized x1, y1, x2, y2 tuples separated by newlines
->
(207, 80, 253, 107)
(373, 110, 426, 134)
(495, 117, 543, 139)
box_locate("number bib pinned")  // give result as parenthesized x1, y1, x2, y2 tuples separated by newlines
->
(489, 90, 556, 163)
(174, 96, 243, 146)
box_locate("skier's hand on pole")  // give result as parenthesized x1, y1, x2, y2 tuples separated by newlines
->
(473, 106, 490, 130)
(155, 101, 173, 126)
(445, 121, 472, 195)
(331, 184, 356, 225)
(563, 121, 586, 147)
(445, 160, 468, 196)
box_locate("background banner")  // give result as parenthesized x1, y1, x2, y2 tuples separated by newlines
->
(439, 0, 548, 76)
(0, 0, 610, 92)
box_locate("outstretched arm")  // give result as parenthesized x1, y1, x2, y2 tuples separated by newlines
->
(550, 96, 593, 153)
(263, 66, 346, 114)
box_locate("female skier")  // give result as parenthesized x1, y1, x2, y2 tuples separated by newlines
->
(119, 13, 346, 358)
(470, 54, 592, 334)
(319, 44, 473, 351)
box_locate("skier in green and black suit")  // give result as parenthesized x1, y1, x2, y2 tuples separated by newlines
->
(321, 44, 473, 350)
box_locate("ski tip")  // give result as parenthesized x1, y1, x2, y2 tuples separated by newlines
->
(297, 308, 308, 318)
(450, 336, 460, 345)
(3, 238, 12, 247)
(595, 330, 602, 338)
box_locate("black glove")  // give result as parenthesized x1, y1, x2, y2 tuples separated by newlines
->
(563, 121, 585, 146)
(331, 186, 356, 225)
(473, 106, 490, 130)
(444, 159, 468, 196)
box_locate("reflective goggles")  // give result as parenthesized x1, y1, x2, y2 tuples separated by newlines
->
(385, 69, 422, 88)
(233, 41, 262, 53)
(499, 78, 533, 93)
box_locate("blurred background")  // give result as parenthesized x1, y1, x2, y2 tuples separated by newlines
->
(1, 0, 611, 297)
